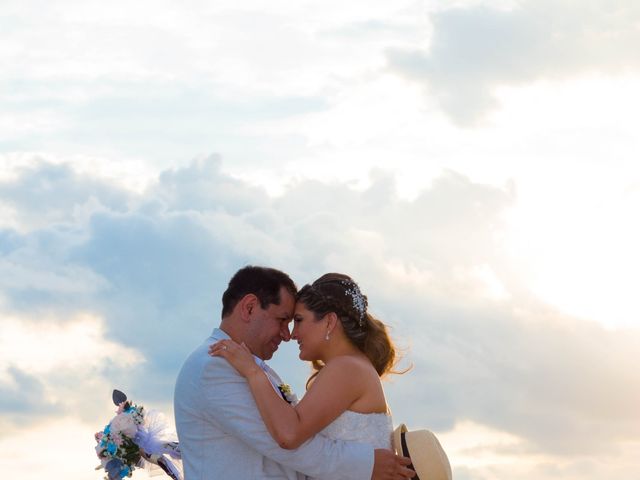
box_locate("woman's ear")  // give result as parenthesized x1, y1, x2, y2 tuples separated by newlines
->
(239, 294, 258, 322)
(326, 311, 339, 334)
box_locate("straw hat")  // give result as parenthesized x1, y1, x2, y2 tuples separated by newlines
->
(392, 424, 452, 480)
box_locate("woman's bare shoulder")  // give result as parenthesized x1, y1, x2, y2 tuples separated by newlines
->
(322, 354, 378, 377)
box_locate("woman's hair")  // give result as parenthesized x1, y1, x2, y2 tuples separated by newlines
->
(296, 273, 399, 388)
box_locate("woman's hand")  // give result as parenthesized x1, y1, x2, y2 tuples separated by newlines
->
(209, 339, 262, 379)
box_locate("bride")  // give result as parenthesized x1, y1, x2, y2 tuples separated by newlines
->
(210, 273, 401, 456)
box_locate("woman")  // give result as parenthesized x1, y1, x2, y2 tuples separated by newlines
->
(209, 273, 399, 453)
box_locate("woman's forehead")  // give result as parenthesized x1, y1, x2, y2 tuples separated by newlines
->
(294, 302, 311, 313)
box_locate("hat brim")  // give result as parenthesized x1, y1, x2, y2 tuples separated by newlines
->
(392, 423, 452, 480)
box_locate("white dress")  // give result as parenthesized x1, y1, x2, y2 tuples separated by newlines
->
(319, 410, 393, 449)
(312, 410, 393, 479)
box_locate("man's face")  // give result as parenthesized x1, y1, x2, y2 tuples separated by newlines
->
(246, 287, 295, 360)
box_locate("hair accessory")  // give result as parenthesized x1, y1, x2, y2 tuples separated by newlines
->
(341, 280, 367, 327)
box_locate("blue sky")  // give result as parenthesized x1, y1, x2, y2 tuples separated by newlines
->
(1, 1, 640, 479)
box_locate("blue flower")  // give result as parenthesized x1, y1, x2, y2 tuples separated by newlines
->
(120, 465, 130, 478)
(105, 459, 124, 480)
(106, 442, 117, 455)
(104, 424, 111, 435)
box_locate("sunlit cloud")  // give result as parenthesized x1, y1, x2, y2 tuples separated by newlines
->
(2, 158, 637, 479)
(388, 0, 640, 124)
(2, 2, 640, 479)
(0, 416, 120, 480)
(0, 311, 143, 429)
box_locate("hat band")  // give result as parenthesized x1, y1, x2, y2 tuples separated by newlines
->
(400, 432, 421, 480)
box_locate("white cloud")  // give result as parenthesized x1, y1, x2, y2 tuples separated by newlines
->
(0, 153, 638, 479)
(0, 416, 125, 480)
(0, 311, 143, 428)
(388, 0, 640, 124)
(443, 420, 640, 480)
(0, 258, 107, 294)
(0, 312, 141, 380)
(2, 3, 639, 478)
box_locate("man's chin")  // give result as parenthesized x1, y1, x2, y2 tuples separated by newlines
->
(264, 347, 278, 360)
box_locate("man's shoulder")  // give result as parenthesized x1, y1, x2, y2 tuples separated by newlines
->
(177, 340, 244, 386)
(175, 342, 246, 413)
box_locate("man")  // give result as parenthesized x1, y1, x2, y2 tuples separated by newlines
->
(174, 265, 414, 479)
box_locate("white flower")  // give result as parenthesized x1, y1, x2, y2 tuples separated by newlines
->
(110, 413, 138, 437)
(278, 383, 298, 405)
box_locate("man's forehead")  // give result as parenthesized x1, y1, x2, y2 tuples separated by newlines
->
(267, 288, 294, 315)
(279, 290, 295, 313)
(279, 287, 295, 302)
(281, 298, 295, 313)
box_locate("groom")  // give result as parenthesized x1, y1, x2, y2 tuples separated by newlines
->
(174, 265, 414, 479)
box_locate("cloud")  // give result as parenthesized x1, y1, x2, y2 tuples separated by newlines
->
(393, 299, 640, 455)
(0, 417, 110, 480)
(0, 312, 143, 431)
(387, 0, 640, 124)
(0, 367, 58, 417)
(0, 160, 132, 228)
(0, 156, 638, 469)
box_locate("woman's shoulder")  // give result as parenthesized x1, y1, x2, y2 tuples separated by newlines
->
(323, 354, 378, 377)
(319, 355, 387, 413)
(307, 356, 376, 402)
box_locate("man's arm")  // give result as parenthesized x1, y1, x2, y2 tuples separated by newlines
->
(204, 358, 414, 479)
(212, 341, 371, 449)
(203, 357, 373, 480)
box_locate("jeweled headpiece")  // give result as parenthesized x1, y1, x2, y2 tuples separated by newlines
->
(341, 279, 368, 327)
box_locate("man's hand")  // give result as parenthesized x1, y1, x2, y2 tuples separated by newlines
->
(371, 448, 415, 479)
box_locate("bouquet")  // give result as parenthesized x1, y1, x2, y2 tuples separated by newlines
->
(95, 390, 182, 480)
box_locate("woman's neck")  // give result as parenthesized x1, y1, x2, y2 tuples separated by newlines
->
(322, 335, 365, 363)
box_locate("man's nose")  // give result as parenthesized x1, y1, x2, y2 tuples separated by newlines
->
(281, 323, 291, 341)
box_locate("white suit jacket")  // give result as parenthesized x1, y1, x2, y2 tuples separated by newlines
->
(174, 328, 374, 480)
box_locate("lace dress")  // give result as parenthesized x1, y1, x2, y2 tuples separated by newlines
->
(319, 410, 393, 449)
(311, 410, 393, 479)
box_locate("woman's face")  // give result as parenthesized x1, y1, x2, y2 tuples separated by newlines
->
(291, 302, 327, 361)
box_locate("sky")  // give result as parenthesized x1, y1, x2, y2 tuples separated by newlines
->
(1, 1, 639, 479)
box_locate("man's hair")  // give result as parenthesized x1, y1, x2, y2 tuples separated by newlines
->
(221, 266, 297, 318)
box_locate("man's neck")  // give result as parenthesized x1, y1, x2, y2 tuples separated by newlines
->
(218, 320, 263, 360)
(218, 320, 242, 343)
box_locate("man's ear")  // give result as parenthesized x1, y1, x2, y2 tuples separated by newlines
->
(239, 294, 258, 322)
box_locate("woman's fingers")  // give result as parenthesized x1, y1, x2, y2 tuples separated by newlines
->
(209, 339, 234, 357)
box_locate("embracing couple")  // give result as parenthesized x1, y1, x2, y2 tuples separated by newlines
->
(174, 266, 416, 479)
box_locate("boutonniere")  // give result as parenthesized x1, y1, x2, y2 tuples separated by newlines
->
(277, 383, 298, 405)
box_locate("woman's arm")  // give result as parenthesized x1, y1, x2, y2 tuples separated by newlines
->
(210, 339, 365, 449)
